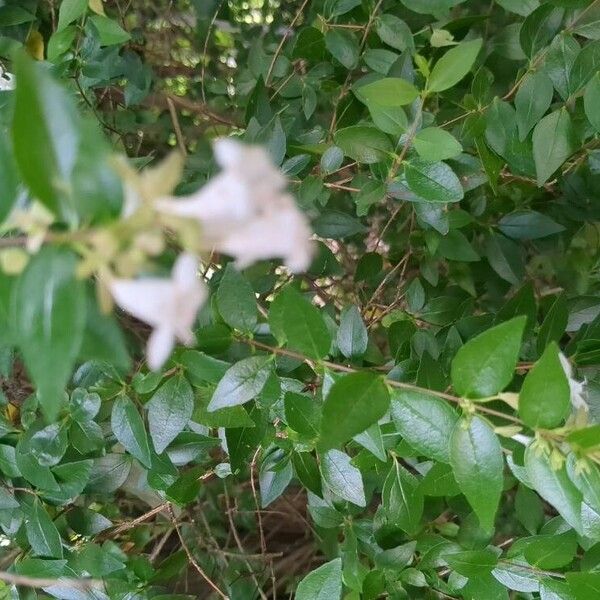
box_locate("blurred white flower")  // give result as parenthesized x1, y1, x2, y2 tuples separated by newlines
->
(0, 67, 14, 91)
(157, 138, 314, 272)
(559, 352, 588, 411)
(110, 253, 206, 370)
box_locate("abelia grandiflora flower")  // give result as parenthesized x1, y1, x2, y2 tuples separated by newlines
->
(157, 138, 314, 273)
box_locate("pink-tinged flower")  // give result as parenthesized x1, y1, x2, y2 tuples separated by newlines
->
(109, 253, 207, 370)
(157, 139, 314, 272)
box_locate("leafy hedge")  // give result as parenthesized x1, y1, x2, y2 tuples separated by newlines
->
(1, 0, 600, 598)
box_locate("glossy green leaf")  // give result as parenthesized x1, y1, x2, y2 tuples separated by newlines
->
(336, 305, 368, 358)
(584, 72, 600, 132)
(334, 126, 393, 164)
(405, 159, 464, 203)
(216, 264, 257, 332)
(147, 375, 194, 453)
(282, 289, 331, 359)
(525, 445, 583, 534)
(414, 127, 463, 162)
(445, 549, 498, 578)
(390, 390, 458, 463)
(57, 0, 87, 31)
(427, 39, 482, 93)
(13, 53, 80, 220)
(325, 29, 359, 68)
(111, 396, 152, 468)
(319, 372, 389, 450)
(25, 500, 63, 559)
(12, 248, 86, 420)
(450, 416, 504, 531)
(515, 71, 554, 141)
(296, 558, 342, 600)
(359, 78, 419, 107)
(451, 316, 525, 399)
(320, 449, 366, 506)
(532, 109, 576, 185)
(519, 342, 570, 428)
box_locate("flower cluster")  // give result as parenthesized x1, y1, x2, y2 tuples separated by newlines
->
(109, 139, 313, 369)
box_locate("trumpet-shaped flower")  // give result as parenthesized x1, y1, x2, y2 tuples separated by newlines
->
(109, 253, 206, 370)
(559, 352, 588, 411)
(157, 139, 314, 272)
(0, 67, 14, 91)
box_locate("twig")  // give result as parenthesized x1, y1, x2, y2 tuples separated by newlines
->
(166, 96, 187, 156)
(265, 0, 310, 86)
(0, 571, 101, 591)
(168, 504, 230, 600)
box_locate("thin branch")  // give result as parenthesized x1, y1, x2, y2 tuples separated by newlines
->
(0, 571, 101, 591)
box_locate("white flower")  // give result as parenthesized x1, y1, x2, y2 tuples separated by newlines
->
(109, 253, 207, 370)
(157, 138, 314, 272)
(559, 352, 588, 411)
(0, 67, 14, 91)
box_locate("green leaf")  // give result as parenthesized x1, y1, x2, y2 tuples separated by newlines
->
(405, 159, 464, 203)
(66, 507, 112, 536)
(420, 462, 460, 496)
(30, 423, 68, 467)
(570, 39, 600, 93)
(498, 210, 564, 240)
(337, 305, 368, 358)
(208, 356, 271, 412)
(320, 146, 344, 174)
(282, 289, 331, 359)
(111, 396, 152, 468)
(0, 133, 19, 224)
(450, 416, 504, 531)
(0, 487, 19, 509)
(484, 231, 525, 285)
(584, 72, 600, 132)
(57, 0, 87, 31)
(538, 295, 568, 354)
(12, 248, 86, 420)
(85, 454, 132, 493)
(520, 4, 563, 57)
(518, 342, 570, 429)
(532, 108, 576, 185)
(414, 127, 463, 162)
(147, 375, 194, 453)
(525, 445, 583, 534)
(358, 78, 419, 107)
(445, 549, 498, 578)
(382, 461, 424, 535)
(334, 126, 393, 164)
(325, 29, 359, 68)
(89, 15, 131, 45)
(566, 572, 600, 600)
(390, 390, 458, 463)
(319, 373, 389, 450)
(427, 39, 482, 93)
(515, 71, 554, 141)
(292, 451, 323, 496)
(25, 500, 63, 559)
(284, 392, 321, 438)
(296, 558, 342, 600)
(216, 264, 257, 332)
(375, 14, 414, 52)
(320, 449, 366, 506)
(260, 459, 293, 507)
(451, 316, 526, 399)
(12, 53, 80, 220)
(523, 531, 577, 569)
